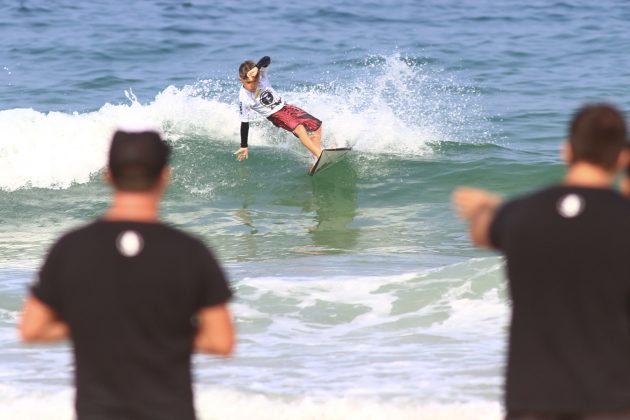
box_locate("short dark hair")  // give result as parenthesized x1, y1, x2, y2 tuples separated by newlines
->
(569, 103, 628, 170)
(108, 130, 171, 191)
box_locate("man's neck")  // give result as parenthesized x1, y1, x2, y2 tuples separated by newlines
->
(563, 161, 616, 188)
(104, 191, 160, 222)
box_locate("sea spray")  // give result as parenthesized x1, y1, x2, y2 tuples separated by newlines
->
(0, 55, 488, 191)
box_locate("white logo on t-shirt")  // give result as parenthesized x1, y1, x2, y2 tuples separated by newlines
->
(116, 230, 144, 257)
(557, 194, 585, 218)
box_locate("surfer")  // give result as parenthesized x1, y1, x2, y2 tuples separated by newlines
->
(234, 56, 323, 161)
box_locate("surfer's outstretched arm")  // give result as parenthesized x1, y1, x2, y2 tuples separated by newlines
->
(234, 122, 249, 161)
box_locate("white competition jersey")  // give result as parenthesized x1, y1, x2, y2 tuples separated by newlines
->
(239, 67, 285, 122)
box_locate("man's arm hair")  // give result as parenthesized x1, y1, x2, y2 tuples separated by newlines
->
(240, 122, 249, 148)
(256, 56, 271, 69)
(19, 296, 69, 342)
(194, 304, 235, 356)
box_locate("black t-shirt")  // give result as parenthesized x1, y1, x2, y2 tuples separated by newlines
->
(31, 220, 232, 420)
(490, 186, 630, 414)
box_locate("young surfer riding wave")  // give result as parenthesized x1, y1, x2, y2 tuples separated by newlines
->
(234, 56, 323, 162)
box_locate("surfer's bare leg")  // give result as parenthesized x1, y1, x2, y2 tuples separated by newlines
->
(310, 127, 322, 152)
(293, 124, 321, 158)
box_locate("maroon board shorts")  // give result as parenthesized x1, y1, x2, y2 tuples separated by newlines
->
(267, 104, 322, 136)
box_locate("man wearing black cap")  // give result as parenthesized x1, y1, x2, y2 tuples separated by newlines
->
(19, 130, 234, 420)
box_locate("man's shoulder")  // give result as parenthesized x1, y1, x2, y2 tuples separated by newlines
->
(504, 185, 625, 206)
(496, 188, 550, 214)
(498, 185, 630, 223)
(52, 221, 102, 245)
(495, 186, 580, 226)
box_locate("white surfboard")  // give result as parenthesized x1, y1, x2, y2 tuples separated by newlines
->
(309, 147, 352, 176)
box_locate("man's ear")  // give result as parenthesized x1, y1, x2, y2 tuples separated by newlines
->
(103, 168, 114, 186)
(561, 141, 573, 165)
(162, 166, 172, 183)
(616, 147, 630, 171)
(157, 166, 171, 192)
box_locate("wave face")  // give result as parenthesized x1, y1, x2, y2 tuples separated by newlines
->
(0, 54, 490, 191)
(0, 50, 513, 417)
(0, 55, 514, 269)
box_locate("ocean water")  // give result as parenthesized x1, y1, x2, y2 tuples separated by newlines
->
(1, 0, 630, 419)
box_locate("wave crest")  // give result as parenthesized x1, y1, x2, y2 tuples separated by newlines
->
(0, 54, 486, 191)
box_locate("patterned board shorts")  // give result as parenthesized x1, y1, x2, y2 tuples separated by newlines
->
(267, 104, 322, 135)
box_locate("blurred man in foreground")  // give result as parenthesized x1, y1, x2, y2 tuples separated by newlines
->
(453, 104, 630, 420)
(20, 129, 234, 420)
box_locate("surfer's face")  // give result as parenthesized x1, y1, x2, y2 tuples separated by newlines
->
(241, 78, 258, 93)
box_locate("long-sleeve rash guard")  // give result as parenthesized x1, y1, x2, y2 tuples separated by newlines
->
(239, 56, 284, 148)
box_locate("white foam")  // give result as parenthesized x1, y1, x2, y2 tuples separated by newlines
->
(0, 385, 502, 420)
(239, 272, 418, 326)
(0, 107, 111, 190)
(0, 86, 240, 191)
(0, 308, 19, 323)
(407, 258, 508, 339)
(0, 54, 484, 190)
(236, 259, 507, 336)
(0, 388, 74, 420)
(286, 55, 448, 156)
(196, 388, 503, 420)
(0, 260, 507, 408)
(428, 285, 508, 338)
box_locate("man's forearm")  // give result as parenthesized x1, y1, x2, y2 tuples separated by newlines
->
(24, 321, 69, 342)
(19, 296, 70, 342)
(469, 204, 496, 248)
(194, 305, 234, 356)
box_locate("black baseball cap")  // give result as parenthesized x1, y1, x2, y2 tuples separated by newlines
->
(108, 130, 171, 190)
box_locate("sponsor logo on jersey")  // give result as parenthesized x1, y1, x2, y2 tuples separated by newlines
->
(260, 90, 275, 106)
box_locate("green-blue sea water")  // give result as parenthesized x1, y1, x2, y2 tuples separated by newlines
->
(1, 1, 630, 418)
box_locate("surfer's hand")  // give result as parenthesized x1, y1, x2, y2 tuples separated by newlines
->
(246, 67, 259, 80)
(234, 147, 249, 161)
